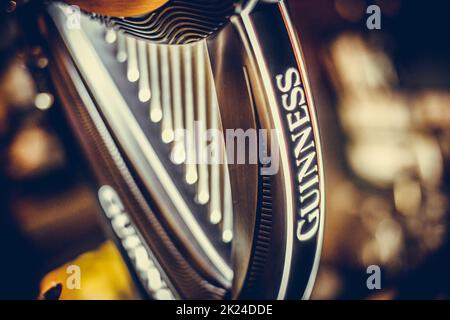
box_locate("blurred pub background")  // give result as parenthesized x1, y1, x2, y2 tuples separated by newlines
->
(0, 0, 449, 299)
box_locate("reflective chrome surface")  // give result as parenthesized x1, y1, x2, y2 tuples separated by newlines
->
(44, 0, 325, 299)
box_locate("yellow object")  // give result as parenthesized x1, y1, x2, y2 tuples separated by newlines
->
(40, 241, 137, 300)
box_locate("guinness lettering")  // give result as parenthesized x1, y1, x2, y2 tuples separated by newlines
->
(276, 67, 320, 242)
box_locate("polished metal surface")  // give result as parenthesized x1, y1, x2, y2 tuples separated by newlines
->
(44, 0, 325, 299)
(98, 0, 235, 44)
